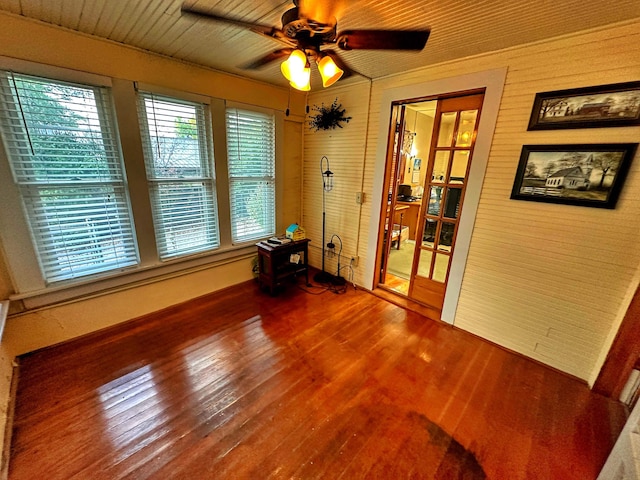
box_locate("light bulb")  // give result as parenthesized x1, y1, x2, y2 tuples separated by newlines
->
(289, 66, 311, 91)
(281, 50, 307, 82)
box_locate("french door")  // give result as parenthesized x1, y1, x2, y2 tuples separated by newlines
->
(409, 93, 484, 310)
(377, 91, 484, 313)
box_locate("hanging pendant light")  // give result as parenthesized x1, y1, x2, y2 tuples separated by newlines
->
(317, 55, 343, 88)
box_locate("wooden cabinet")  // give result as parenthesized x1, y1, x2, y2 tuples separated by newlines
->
(256, 239, 310, 295)
(396, 201, 421, 240)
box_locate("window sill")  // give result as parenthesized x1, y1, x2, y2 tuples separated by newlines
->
(10, 244, 258, 311)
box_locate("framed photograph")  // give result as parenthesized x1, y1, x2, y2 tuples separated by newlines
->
(411, 158, 420, 183)
(510, 144, 637, 209)
(528, 81, 640, 130)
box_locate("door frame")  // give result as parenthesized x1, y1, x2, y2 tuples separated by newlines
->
(365, 67, 507, 324)
(377, 105, 406, 284)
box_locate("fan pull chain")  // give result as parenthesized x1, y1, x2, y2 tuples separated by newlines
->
(286, 87, 291, 117)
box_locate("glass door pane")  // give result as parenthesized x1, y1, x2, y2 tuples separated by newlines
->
(422, 218, 437, 246)
(431, 151, 449, 184)
(436, 112, 457, 147)
(450, 151, 469, 184)
(455, 110, 478, 147)
(417, 249, 433, 278)
(427, 186, 443, 216)
(443, 188, 462, 219)
(433, 253, 450, 283)
(438, 223, 455, 252)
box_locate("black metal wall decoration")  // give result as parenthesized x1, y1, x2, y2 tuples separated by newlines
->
(309, 98, 352, 131)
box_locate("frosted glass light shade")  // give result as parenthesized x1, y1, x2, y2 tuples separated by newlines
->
(289, 67, 311, 91)
(317, 55, 343, 88)
(281, 50, 307, 82)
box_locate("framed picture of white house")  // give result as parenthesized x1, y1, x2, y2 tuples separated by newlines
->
(510, 144, 637, 209)
(527, 81, 640, 130)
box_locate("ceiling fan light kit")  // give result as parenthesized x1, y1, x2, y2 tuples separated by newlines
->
(281, 49, 344, 91)
(181, 1, 430, 91)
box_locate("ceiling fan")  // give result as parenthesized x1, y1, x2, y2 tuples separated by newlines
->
(181, 1, 431, 91)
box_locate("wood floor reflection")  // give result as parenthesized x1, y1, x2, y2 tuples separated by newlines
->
(9, 280, 627, 479)
(382, 271, 410, 295)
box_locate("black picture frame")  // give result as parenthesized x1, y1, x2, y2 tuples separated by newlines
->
(510, 144, 637, 209)
(528, 81, 640, 130)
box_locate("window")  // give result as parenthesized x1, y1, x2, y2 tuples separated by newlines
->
(225, 108, 275, 243)
(0, 65, 282, 304)
(137, 92, 219, 259)
(0, 72, 138, 283)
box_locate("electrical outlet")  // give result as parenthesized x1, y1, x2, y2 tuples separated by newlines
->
(350, 256, 359, 267)
(355, 192, 365, 204)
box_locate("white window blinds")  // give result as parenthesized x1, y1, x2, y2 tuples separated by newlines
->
(138, 92, 219, 259)
(225, 108, 275, 243)
(0, 72, 138, 283)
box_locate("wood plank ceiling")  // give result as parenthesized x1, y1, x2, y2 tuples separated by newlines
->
(1, 0, 640, 89)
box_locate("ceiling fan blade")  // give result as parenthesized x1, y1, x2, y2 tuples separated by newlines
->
(336, 29, 430, 51)
(181, 4, 279, 37)
(242, 49, 294, 69)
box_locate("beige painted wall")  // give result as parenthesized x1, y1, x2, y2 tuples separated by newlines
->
(3, 258, 256, 356)
(304, 19, 640, 382)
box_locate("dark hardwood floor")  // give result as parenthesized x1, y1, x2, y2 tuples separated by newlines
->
(9, 279, 627, 479)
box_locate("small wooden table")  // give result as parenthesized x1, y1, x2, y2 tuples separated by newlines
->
(256, 239, 310, 295)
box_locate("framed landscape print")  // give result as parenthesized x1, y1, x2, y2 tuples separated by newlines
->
(510, 144, 637, 209)
(528, 81, 640, 130)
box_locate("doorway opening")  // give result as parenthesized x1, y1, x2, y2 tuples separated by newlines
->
(377, 90, 485, 314)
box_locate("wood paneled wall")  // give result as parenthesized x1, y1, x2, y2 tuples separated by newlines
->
(303, 85, 372, 281)
(304, 19, 640, 381)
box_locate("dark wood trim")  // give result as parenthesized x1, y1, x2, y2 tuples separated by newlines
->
(593, 285, 640, 398)
(375, 104, 402, 287)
